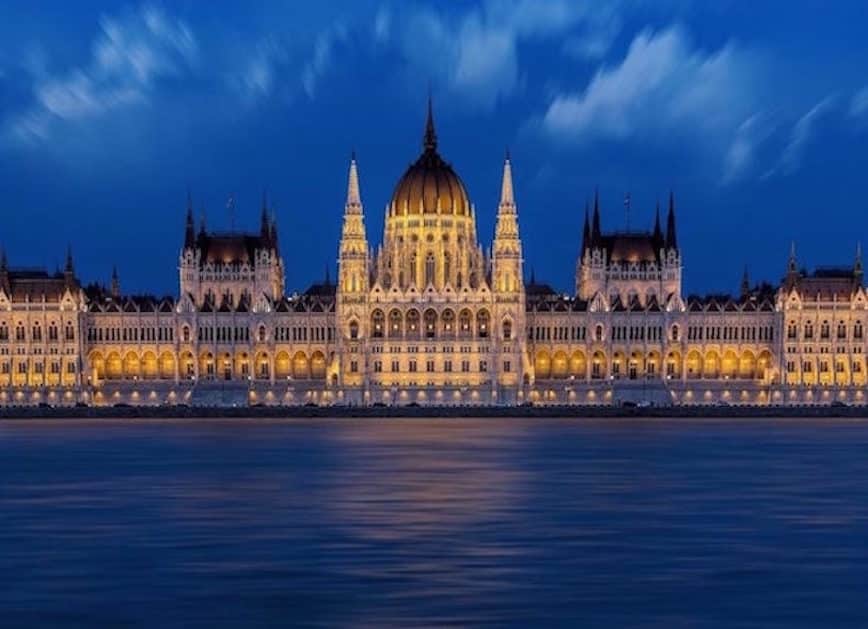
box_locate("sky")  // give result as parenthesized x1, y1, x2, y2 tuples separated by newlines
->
(1, 0, 867, 297)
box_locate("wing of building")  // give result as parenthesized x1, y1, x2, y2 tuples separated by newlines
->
(1, 103, 866, 408)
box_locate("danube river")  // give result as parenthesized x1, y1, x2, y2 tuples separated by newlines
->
(2, 418, 868, 627)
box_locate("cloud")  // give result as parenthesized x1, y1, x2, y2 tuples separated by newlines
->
(722, 112, 777, 183)
(763, 96, 837, 178)
(383, 0, 611, 110)
(539, 26, 759, 145)
(850, 86, 868, 118)
(6, 4, 196, 145)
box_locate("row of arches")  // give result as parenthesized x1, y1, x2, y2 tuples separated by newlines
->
(88, 350, 329, 381)
(533, 349, 774, 381)
(368, 307, 496, 340)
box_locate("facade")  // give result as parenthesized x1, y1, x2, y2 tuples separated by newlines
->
(1, 104, 866, 407)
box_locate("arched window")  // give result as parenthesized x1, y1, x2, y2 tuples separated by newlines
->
(502, 319, 512, 340)
(0, 322, 7, 341)
(441, 309, 455, 336)
(820, 320, 830, 340)
(476, 310, 490, 338)
(389, 309, 402, 338)
(182, 326, 190, 342)
(787, 321, 797, 340)
(459, 310, 472, 338)
(258, 325, 266, 343)
(837, 321, 847, 340)
(371, 310, 385, 338)
(406, 309, 420, 339)
(671, 324, 679, 342)
(443, 253, 451, 285)
(804, 322, 814, 340)
(595, 324, 604, 342)
(32, 322, 42, 342)
(424, 309, 437, 339)
(349, 320, 359, 340)
(856, 321, 864, 340)
(425, 252, 435, 286)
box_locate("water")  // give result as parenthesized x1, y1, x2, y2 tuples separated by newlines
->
(2, 418, 868, 628)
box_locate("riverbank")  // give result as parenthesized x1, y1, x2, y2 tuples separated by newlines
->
(2, 404, 868, 420)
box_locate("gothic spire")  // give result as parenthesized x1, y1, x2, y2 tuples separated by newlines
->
(855, 242, 863, 280)
(423, 96, 437, 152)
(346, 151, 362, 212)
(111, 265, 120, 299)
(788, 241, 798, 274)
(591, 188, 601, 243)
(185, 191, 195, 249)
(260, 189, 272, 242)
(65, 245, 74, 274)
(665, 191, 677, 250)
(499, 150, 514, 209)
(740, 265, 750, 299)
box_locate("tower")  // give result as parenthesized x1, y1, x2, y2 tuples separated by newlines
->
(336, 152, 370, 388)
(492, 151, 526, 396)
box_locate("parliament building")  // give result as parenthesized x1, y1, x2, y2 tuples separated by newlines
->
(2, 104, 866, 407)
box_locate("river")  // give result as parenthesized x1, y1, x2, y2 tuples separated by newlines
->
(2, 418, 867, 627)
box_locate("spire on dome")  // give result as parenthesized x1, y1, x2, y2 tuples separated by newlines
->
(346, 151, 362, 211)
(665, 191, 677, 250)
(423, 95, 437, 152)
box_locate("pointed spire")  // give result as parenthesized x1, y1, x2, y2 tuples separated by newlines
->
(740, 265, 750, 299)
(665, 191, 677, 250)
(423, 95, 437, 152)
(346, 151, 362, 211)
(591, 188, 601, 243)
(499, 150, 514, 208)
(184, 192, 195, 249)
(111, 265, 120, 299)
(855, 242, 863, 280)
(788, 241, 798, 273)
(65, 245, 74, 274)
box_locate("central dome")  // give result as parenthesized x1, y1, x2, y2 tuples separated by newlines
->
(389, 102, 470, 217)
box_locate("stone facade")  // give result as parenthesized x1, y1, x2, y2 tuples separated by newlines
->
(1, 105, 865, 407)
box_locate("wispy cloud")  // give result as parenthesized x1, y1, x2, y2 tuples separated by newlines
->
(763, 96, 837, 179)
(5, 4, 196, 145)
(379, 0, 614, 110)
(850, 86, 868, 118)
(538, 26, 759, 143)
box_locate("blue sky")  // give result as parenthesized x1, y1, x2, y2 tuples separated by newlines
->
(1, 1, 867, 296)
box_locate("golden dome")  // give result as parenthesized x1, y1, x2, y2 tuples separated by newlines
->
(389, 102, 470, 217)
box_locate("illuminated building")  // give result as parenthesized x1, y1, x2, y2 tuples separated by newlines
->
(0, 102, 865, 407)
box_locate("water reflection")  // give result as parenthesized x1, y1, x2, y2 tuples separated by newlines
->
(1, 418, 868, 627)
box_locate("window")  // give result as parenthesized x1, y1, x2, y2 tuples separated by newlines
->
(502, 320, 512, 340)
(856, 322, 864, 340)
(595, 325, 603, 342)
(349, 321, 359, 340)
(258, 325, 266, 343)
(183, 326, 190, 342)
(477, 311, 490, 338)
(820, 321, 830, 340)
(671, 325, 679, 342)
(425, 252, 435, 286)
(804, 322, 813, 340)
(479, 360, 488, 372)
(503, 360, 511, 373)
